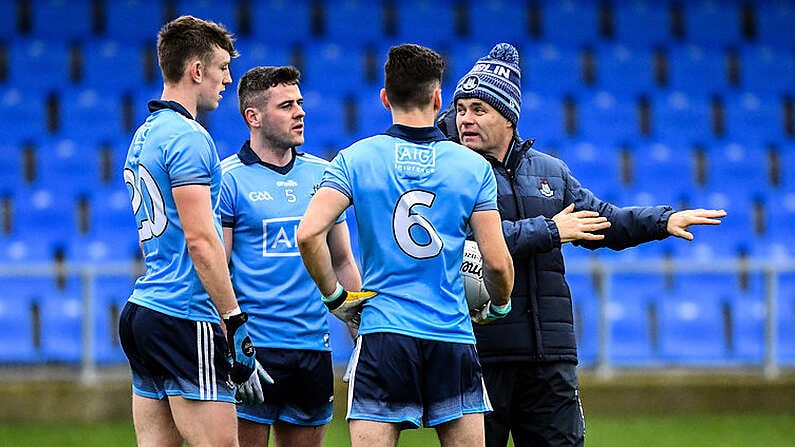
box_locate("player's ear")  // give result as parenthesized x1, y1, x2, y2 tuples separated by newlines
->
(433, 87, 442, 113)
(244, 107, 259, 127)
(190, 59, 203, 83)
(380, 88, 391, 111)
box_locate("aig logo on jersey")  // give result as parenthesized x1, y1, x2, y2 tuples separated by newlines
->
(395, 143, 435, 176)
(262, 216, 302, 257)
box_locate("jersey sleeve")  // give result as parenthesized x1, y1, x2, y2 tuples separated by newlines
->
(219, 173, 236, 228)
(165, 130, 216, 187)
(320, 151, 353, 200)
(473, 161, 498, 212)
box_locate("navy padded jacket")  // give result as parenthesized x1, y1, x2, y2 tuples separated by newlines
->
(438, 108, 675, 364)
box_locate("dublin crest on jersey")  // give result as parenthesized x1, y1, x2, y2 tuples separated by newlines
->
(539, 179, 554, 197)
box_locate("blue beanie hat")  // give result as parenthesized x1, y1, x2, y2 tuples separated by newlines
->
(453, 43, 522, 127)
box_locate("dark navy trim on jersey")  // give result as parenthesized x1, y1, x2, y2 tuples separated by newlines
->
(148, 100, 194, 120)
(384, 124, 447, 144)
(237, 140, 298, 174)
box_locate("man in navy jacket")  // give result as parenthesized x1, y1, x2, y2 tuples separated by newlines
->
(437, 43, 726, 447)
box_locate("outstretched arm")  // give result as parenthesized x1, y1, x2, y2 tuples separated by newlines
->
(666, 208, 727, 240)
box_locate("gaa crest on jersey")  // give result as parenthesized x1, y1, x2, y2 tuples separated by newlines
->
(539, 179, 554, 197)
(461, 75, 479, 92)
(311, 183, 321, 196)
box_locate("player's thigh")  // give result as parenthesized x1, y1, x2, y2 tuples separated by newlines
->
(348, 419, 401, 447)
(169, 396, 239, 447)
(272, 420, 326, 447)
(436, 412, 485, 447)
(131, 394, 183, 447)
(238, 418, 270, 447)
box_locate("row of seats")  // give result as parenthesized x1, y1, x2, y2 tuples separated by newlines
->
(4, 36, 794, 96)
(2, 271, 793, 366)
(4, 0, 795, 49)
(570, 272, 795, 366)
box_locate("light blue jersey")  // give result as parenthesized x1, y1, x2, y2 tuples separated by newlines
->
(123, 101, 223, 322)
(220, 143, 341, 351)
(322, 124, 498, 344)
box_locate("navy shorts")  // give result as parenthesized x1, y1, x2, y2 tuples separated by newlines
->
(119, 302, 236, 403)
(347, 332, 491, 428)
(236, 348, 334, 426)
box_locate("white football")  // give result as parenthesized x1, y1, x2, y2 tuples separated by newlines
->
(461, 240, 490, 311)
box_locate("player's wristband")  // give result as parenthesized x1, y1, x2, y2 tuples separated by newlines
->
(221, 306, 243, 319)
(322, 282, 346, 310)
(490, 301, 511, 315)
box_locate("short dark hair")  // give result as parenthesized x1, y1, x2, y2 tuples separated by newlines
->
(237, 66, 302, 118)
(157, 15, 238, 84)
(384, 44, 445, 110)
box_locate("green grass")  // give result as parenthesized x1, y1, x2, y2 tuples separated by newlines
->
(2, 414, 794, 446)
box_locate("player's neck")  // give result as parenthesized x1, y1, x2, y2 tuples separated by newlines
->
(250, 138, 292, 167)
(391, 108, 436, 128)
(160, 85, 198, 118)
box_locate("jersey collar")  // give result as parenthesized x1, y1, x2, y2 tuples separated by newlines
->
(147, 100, 194, 120)
(384, 124, 447, 144)
(237, 140, 300, 175)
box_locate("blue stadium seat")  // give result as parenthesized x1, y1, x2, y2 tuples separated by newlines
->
(302, 42, 366, 94)
(0, 143, 23, 193)
(250, 0, 311, 45)
(680, 190, 754, 259)
(467, 0, 529, 44)
(301, 90, 348, 154)
(39, 278, 84, 363)
(667, 44, 730, 94)
(763, 191, 795, 253)
(756, 1, 795, 49)
(613, 0, 671, 48)
(594, 44, 655, 96)
(658, 274, 731, 365)
(80, 39, 150, 91)
(31, 0, 93, 41)
(682, 0, 742, 48)
(649, 90, 713, 146)
(393, 0, 456, 48)
(628, 141, 696, 200)
(567, 273, 598, 367)
(0, 0, 16, 39)
(106, 0, 164, 44)
(59, 87, 125, 145)
(576, 90, 639, 145)
(524, 43, 582, 96)
(325, 0, 382, 45)
(722, 91, 786, 143)
(738, 45, 795, 95)
(780, 142, 795, 192)
(606, 274, 664, 365)
(778, 273, 795, 364)
(0, 88, 47, 144)
(92, 274, 135, 363)
(443, 41, 494, 87)
(0, 279, 41, 363)
(704, 141, 769, 196)
(36, 137, 102, 194)
(8, 38, 70, 90)
(234, 39, 292, 72)
(350, 92, 391, 142)
(176, 0, 238, 32)
(13, 187, 77, 249)
(729, 287, 767, 364)
(518, 92, 566, 142)
(541, 0, 599, 47)
(557, 140, 621, 195)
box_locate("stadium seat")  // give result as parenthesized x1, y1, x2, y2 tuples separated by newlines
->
(756, 1, 795, 49)
(518, 92, 566, 142)
(594, 44, 656, 96)
(350, 92, 391, 142)
(704, 141, 769, 196)
(250, 0, 311, 45)
(466, 0, 529, 44)
(737, 45, 795, 95)
(0, 0, 16, 40)
(606, 274, 664, 365)
(722, 91, 787, 143)
(649, 90, 714, 146)
(0, 279, 41, 363)
(658, 274, 731, 365)
(0, 143, 23, 193)
(443, 41, 494, 92)
(557, 140, 621, 195)
(0, 88, 47, 144)
(541, 0, 599, 47)
(612, 0, 671, 48)
(12, 187, 77, 251)
(567, 273, 598, 367)
(31, 0, 93, 41)
(39, 278, 84, 363)
(105, 0, 165, 44)
(778, 273, 795, 364)
(8, 38, 71, 90)
(576, 90, 640, 145)
(234, 39, 292, 72)
(679, 190, 754, 259)
(35, 137, 102, 195)
(667, 44, 730, 94)
(324, 0, 382, 45)
(59, 87, 125, 146)
(302, 42, 367, 95)
(682, 0, 742, 48)
(301, 90, 348, 154)
(92, 274, 135, 363)
(628, 141, 696, 201)
(524, 43, 583, 97)
(779, 142, 795, 192)
(176, 0, 238, 32)
(763, 191, 795, 253)
(728, 286, 768, 364)
(392, 0, 456, 48)
(79, 39, 151, 91)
